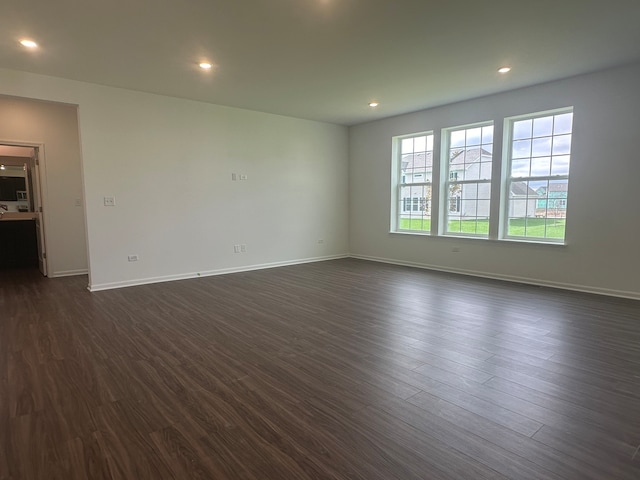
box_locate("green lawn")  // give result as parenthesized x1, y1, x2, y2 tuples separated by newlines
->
(506, 218, 565, 239)
(399, 217, 565, 239)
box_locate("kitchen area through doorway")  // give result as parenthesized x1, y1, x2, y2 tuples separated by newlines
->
(0, 144, 46, 275)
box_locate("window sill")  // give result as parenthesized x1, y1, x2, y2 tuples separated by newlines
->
(499, 237, 567, 247)
(391, 230, 432, 236)
(390, 230, 567, 247)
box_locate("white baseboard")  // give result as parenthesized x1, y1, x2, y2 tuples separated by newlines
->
(50, 269, 89, 278)
(88, 254, 349, 292)
(350, 254, 640, 301)
(86, 252, 640, 300)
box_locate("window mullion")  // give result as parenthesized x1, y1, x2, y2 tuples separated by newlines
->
(489, 118, 504, 240)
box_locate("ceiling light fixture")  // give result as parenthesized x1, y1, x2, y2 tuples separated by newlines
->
(368, 102, 379, 107)
(199, 62, 213, 70)
(19, 39, 38, 48)
(498, 67, 511, 74)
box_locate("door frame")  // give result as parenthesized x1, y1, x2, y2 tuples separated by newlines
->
(0, 139, 50, 276)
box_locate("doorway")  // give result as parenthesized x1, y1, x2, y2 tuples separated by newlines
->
(0, 143, 48, 276)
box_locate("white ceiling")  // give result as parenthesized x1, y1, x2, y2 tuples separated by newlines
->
(2, 0, 640, 125)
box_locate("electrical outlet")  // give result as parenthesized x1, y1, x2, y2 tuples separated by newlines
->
(452, 247, 460, 253)
(240, 244, 246, 253)
(239, 174, 248, 180)
(104, 196, 116, 206)
(74, 198, 82, 207)
(128, 254, 139, 262)
(317, 239, 324, 244)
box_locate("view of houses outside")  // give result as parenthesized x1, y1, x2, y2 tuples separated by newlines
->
(398, 134, 433, 233)
(444, 125, 494, 236)
(506, 111, 572, 239)
(399, 151, 568, 236)
(396, 111, 571, 241)
(399, 152, 569, 237)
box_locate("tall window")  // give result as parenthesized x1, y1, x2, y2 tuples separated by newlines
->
(391, 107, 574, 245)
(442, 123, 494, 237)
(396, 133, 434, 233)
(505, 109, 573, 241)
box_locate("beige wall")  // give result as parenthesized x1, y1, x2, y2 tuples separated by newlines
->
(0, 96, 87, 276)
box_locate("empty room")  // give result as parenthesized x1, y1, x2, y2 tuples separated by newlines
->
(1, 1, 639, 479)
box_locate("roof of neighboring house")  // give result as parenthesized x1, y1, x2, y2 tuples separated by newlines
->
(401, 149, 536, 198)
(449, 148, 492, 168)
(401, 151, 433, 171)
(510, 182, 538, 196)
(401, 147, 492, 171)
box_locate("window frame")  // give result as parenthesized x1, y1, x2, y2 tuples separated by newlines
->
(390, 107, 574, 246)
(501, 108, 573, 244)
(393, 131, 435, 235)
(439, 121, 494, 238)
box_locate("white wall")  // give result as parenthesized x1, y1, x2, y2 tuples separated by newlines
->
(4, 63, 637, 297)
(0, 96, 87, 276)
(349, 62, 640, 299)
(0, 68, 349, 290)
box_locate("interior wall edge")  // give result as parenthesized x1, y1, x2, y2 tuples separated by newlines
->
(350, 254, 640, 301)
(87, 253, 350, 292)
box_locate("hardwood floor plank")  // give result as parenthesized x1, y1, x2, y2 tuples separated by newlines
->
(407, 388, 543, 437)
(1, 259, 639, 479)
(486, 350, 640, 395)
(480, 356, 640, 422)
(412, 354, 495, 384)
(373, 397, 564, 480)
(484, 355, 640, 415)
(440, 329, 558, 359)
(382, 392, 627, 480)
(7, 348, 45, 417)
(532, 425, 640, 478)
(232, 375, 387, 480)
(149, 425, 227, 479)
(348, 406, 509, 480)
(63, 435, 113, 480)
(484, 376, 640, 446)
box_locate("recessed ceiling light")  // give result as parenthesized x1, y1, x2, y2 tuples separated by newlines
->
(199, 62, 213, 70)
(19, 39, 38, 48)
(368, 102, 379, 107)
(498, 67, 511, 74)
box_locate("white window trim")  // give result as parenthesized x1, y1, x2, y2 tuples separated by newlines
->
(439, 121, 494, 238)
(393, 131, 434, 234)
(500, 107, 573, 244)
(391, 107, 573, 246)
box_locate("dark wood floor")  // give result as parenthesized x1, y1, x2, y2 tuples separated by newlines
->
(1, 259, 639, 479)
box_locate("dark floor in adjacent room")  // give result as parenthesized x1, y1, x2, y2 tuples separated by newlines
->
(1, 258, 639, 479)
